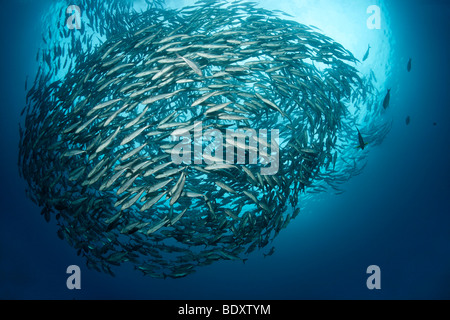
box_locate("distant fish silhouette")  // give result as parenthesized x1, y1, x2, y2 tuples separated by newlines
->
(355, 126, 369, 150)
(406, 116, 411, 125)
(263, 246, 275, 258)
(363, 44, 371, 61)
(383, 89, 391, 109)
(407, 58, 412, 72)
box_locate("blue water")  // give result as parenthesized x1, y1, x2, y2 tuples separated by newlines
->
(1, 0, 449, 299)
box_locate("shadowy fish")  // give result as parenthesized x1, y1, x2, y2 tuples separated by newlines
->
(383, 89, 391, 109)
(356, 126, 368, 150)
(263, 247, 275, 258)
(407, 58, 412, 72)
(363, 44, 371, 62)
(406, 116, 410, 125)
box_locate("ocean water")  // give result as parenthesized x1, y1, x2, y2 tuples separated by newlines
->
(0, 0, 449, 300)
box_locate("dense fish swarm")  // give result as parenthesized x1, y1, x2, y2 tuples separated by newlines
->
(19, 0, 387, 278)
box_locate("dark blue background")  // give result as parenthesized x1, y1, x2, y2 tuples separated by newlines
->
(0, 0, 449, 299)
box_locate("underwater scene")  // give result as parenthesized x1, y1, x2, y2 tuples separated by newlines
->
(0, 0, 449, 300)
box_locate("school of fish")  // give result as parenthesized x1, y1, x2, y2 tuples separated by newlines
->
(19, 0, 391, 278)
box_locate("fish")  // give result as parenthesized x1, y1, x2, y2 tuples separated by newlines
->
(243, 190, 258, 204)
(96, 126, 121, 154)
(204, 163, 236, 171)
(383, 89, 391, 110)
(155, 167, 185, 179)
(355, 126, 369, 150)
(141, 91, 181, 105)
(215, 181, 237, 194)
(169, 172, 186, 206)
(176, 53, 203, 77)
(143, 162, 173, 177)
(19, 0, 382, 279)
(90, 98, 122, 114)
(76, 114, 99, 133)
(217, 113, 248, 121)
(224, 209, 240, 220)
(362, 44, 371, 61)
(124, 105, 150, 130)
(205, 102, 233, 115)
(191, 91, 224, 107)
(141, 191, 168, 212)
(120, 125, 150, 146)
(407, 58, 412, 72)
(62, 149, 85, 157)
(100, 168, 127, 191)
(255, 92, 286, 118)
(121, 221, 148, 235)
(120, 143, 147, 161)
(121, 189, 145, 210)
(146, 178, 173, 195)
(117, 173, 139, 196)
(263, 246, 275, 258)
(146, 217, 169, 235)
(405, 116, 411, 125)
(104, 104, 129, 127)
(332, 152, 338, 171)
